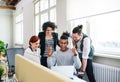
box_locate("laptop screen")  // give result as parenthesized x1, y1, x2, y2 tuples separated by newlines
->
(51, 66, 75, 79)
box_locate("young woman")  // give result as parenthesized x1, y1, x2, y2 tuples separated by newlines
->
(38, 21, 59, 67)
(24, 35, 40, 64)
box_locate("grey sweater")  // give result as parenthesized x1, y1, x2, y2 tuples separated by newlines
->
(47, 48, 81, 69)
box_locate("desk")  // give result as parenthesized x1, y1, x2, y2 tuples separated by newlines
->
(51, 66, 86, 82)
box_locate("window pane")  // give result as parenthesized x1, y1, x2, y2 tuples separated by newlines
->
(69, 19, 87, 34)
(35, 15, 39, 35)
(34, 0, 57, 34)
(50, 0, 56, 7)
(40, 0, 48, 11)
(15, 13, 23, 44)
(50, 8, 56, 23)
(40, 13, 48, 27)
(90, 11, 120, 55)
(35, 1, 40, 14)
(15, 22, 23, 44)
(15, 13, 23, 23)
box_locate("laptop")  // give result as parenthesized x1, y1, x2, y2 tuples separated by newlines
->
(51, 65, 75, 79)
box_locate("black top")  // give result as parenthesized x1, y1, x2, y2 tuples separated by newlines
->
(38, 32, 59, 56)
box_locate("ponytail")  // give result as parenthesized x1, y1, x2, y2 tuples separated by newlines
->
(78, 25, 83, 30)
(72, 25, 83, 35)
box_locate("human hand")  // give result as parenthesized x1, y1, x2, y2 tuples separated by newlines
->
(77, 71, 85, 79)
(47, 47, 52, 57)
(72, 47, 77, 56)
(78, 71, 85, 75)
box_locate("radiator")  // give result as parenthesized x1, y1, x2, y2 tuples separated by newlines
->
(93, 63, 120, 82)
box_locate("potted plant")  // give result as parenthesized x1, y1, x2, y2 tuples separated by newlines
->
(0, 65, 4, 81)
(0, 40, 6, 58)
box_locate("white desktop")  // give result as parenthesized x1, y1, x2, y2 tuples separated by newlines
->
(51, 66, 86, 82)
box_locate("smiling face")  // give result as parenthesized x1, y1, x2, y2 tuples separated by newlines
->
(72, 33, 82, 43)
(29, 36, 40, 51)
(59, 39, 68, 52)
(30, 40, 40, 50)
(45, 27, 53, 35)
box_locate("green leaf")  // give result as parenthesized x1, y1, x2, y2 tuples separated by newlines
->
(0, 40, 6, 56)
(0, 65, 4, 76)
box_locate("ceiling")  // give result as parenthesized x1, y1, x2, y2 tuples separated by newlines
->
(0, 0, 21, 10)
(5, 0, 21, 6)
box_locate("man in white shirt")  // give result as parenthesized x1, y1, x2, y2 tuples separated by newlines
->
(72, 25, 96, 82)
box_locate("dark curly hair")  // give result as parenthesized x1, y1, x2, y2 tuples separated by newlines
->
(60, 31, 70, 40)
(42, 21, 57, 32)
(62, 31, 70, 37)
(72, 25, 83, 35)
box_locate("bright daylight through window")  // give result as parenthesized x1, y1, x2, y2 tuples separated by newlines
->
(15, 13, 23, 45)
(34, 0, 56, 35)
(69, 11, 120, 56)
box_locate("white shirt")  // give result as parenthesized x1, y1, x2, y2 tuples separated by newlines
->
(76, 37, 90, 59)
(24, 47, 41, 64)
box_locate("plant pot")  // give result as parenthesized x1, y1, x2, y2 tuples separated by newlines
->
(0, 77, 3, 82)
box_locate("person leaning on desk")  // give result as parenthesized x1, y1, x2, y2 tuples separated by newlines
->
(47, 33, 81, 71)
(72, 25, 96, 82)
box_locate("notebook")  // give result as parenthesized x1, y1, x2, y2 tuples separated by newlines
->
(51, 66, 75, 79)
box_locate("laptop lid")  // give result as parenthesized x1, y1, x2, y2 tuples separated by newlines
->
(51, 65, 74, 79)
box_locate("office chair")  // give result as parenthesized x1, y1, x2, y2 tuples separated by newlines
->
(6, 48, 24, 77)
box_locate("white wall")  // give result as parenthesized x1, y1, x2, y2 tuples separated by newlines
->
(14, 0, 35, 48)
(56, 0, 67, 36)
(0, 9, 13, 48)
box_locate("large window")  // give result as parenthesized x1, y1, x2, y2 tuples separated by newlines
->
(68, 11, 120, 56)
(15, 13, 23, 46)
(68, 18, 87, 34)
(90, 11, 120, 55)
(34, 0, 56, 35)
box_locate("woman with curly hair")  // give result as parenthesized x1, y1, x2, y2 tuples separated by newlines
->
(38, 21, 59, 67)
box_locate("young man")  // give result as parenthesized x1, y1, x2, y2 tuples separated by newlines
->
(47, 34, 81, 70)
(72, 25, 96, 82)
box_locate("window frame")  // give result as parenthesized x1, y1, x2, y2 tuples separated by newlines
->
(34, 0, 57, 35)
(14, 12, 24, 47)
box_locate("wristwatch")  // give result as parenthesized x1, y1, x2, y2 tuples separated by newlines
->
(80, 69, 85, 73)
